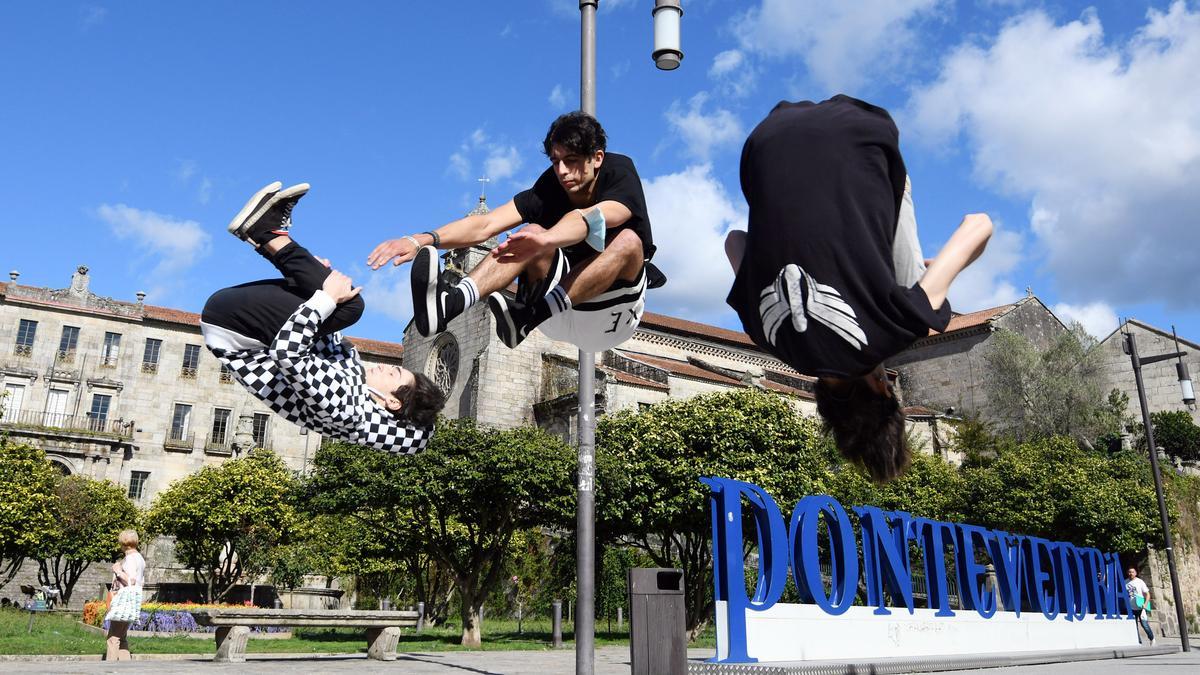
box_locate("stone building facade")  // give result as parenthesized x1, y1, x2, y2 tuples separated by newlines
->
(887, 296, 1067, 417)
(1095, 318, 1199, 426)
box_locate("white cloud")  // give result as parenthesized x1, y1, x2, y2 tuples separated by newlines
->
(1053, 301, 1119, 338)
(360, 264, 413, 325)
(175, 160, 198, 183)
(708, 49, 757, 98)
(197, 177, 213, 205)
(734, 0, 945, 92)
(664, 93, 744, 161)
(95, 204, 211, 299)
(447, 128, 523, 184)
(641, 164, 747, 325)
(906, 2, 1200, 311)
(549, 84, 569, 109)
(944, 221, 1024, 313)
(484, 145, 522, 181)
(80, 5, 107, 30)
(174, 159, 213, 204)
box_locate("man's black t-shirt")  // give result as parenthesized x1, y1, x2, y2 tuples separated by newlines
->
(726, 95, 951, 378)
(513, 152, 654, 265)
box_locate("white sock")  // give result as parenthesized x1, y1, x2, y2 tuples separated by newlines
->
(544, 285, 572, 319)
(455, 277, 480, 311)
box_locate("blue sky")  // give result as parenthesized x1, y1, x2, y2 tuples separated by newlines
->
(2, 1, 1198, 344)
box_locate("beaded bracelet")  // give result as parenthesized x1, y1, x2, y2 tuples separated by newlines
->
(422, 230, 441, 247)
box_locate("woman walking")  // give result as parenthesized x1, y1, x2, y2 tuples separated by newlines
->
(103, 529, 145, 661)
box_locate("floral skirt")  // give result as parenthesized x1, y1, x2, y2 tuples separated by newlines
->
(104, 586, 143, 624)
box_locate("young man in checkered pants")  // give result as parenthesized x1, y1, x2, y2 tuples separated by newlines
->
(200, 182, 444, 454)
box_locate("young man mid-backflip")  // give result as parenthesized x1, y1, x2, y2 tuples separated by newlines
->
(724, 95, 993, 482)
(201, 182, 444, 454)
(367, 111, 658, 353)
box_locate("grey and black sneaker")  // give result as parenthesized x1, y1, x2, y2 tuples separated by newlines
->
(488, 293, 535, 348)
(228, 182, 310, 248)
(411, 246, 447, 337)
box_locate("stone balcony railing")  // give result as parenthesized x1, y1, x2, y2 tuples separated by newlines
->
(0, 408, 134, 439)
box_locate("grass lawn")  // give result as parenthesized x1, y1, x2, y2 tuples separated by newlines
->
(0, 608, 715, 656)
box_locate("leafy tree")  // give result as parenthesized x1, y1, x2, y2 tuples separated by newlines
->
(304, 419, 575, 647)
(34, 476, 138, 607)
(0, 440, 58, 590)
(1142, 410, 1200, 462)
(982, 324, 1126, 445)
(962, 436, 1164, 553)
(144, 450, 297, 602)
(596, 388, 829, 634)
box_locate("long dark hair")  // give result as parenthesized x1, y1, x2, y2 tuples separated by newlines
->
(814, 377, 909, 483)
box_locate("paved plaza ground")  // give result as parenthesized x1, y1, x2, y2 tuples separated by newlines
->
(4, 638, 1200, 674)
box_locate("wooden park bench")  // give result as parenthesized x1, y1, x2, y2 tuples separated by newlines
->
(191, 608, 419, 663)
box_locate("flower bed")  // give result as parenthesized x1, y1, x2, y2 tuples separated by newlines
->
(81, 601, 289, 634)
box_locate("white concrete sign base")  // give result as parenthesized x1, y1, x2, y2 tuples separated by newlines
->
(715, 601, 1141, 663)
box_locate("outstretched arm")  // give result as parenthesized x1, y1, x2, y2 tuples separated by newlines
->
(493, 200, 633, 263)
(367, 200, 525, 269)
(917, 213, 993, 310)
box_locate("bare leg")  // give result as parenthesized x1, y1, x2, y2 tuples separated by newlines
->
(724, 230, 746, 273)
(917, 213, 992, 310)
(560, 228, 644, 303)
(105, 621, 130, 660)
(468, 226, 557, 297)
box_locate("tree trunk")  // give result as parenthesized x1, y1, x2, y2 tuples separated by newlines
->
(459, 594, 482, 647)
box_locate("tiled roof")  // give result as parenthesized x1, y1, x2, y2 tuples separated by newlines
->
(639, 311, 757, 347)
(603, 368, 670, 391)
(348, 336, 405, 360)
(625, 352, 811, 399)
(143, 304, 201, 325)
(929, 303, 1014, 336)
(902, 405, 940, 417)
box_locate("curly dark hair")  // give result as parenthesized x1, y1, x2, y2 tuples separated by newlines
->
(814, 376, 909, 483)
(391, 372, 445, 428)
(542, 111, 607, 157)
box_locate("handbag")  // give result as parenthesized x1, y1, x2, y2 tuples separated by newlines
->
(103, 585, 143, 624)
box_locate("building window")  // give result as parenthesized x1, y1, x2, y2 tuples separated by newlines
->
(14, 319, 37, 357)
(638, 401, 652, 411)
(58, 326, 80, 363)
(88, 393, 111, 431)
(2, 383, 26, 422)
(181, 344, 201, 379)
(142, 338, 162, 374)
(219, 364, 234, 384)
(128, 471, 150, 500)
(210, 408, 231, 446)
(251, 412, 270, 448)
(44, 388, 70, 427)
(101, 332, 122, 368)
(170, 403, 193, 441)
(426, 334, 460, 394)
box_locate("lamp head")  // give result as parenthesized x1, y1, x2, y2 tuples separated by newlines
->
(652, 0, 683, 71)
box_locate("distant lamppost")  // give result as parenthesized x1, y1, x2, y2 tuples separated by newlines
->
(1122, 322, 1192, 651)
(576, 3, 682, 673)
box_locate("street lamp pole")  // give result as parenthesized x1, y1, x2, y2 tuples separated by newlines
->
(577, 4, 598, 674)
(1122, 326, 1191, 651)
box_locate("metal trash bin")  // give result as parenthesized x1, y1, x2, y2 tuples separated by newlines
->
(628, 568, 686, 675)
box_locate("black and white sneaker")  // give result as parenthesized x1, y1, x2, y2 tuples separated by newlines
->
(411, 246, 446, 337)
(226, 181, 281, 239)
(488, 293, 533, 348)
(229, 183, 310, 248)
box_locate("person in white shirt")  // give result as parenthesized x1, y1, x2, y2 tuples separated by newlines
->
(104, 529, 146, 660)
(1125, 566, 1155, 645)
